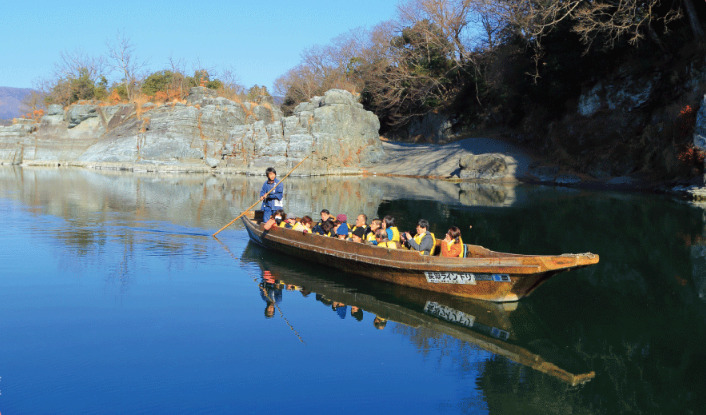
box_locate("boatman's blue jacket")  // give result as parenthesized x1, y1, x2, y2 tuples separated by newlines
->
(260, 180, 284, 221)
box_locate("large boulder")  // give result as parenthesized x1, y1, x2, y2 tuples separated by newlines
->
(66, 104, 100, 128)
(459, 153, 514, 181)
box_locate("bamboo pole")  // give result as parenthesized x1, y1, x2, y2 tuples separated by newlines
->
(212, 156, 309, 237)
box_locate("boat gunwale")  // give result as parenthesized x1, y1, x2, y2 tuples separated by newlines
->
(242, 216, 597, 274)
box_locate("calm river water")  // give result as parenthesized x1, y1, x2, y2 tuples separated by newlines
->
(1, 166, 705, 414)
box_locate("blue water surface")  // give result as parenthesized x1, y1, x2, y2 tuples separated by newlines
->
(2, 167, 706, 414)
(0, 188, 490, 414)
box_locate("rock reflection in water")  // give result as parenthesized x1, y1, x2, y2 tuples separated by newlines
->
(0, 166, 521, 232)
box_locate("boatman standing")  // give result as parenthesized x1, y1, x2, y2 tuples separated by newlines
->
(259, 167, 284, 222)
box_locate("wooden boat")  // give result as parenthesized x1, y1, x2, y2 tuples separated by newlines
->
(239, 243, 595, 386)
(242, 215, 599, 302)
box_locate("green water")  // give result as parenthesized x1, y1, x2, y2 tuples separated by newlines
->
(0, 166, 704, 414)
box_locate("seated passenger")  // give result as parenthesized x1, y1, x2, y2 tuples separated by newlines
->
(321, 219, 336, 237)
(313, 209, 332, 235)
(273, 210, 290, 228)
(263, 210, 286, 230)
(404, 219, 435, 255)
(441, 226, 464, 257)
(293, 216, 314, 233)
(283, 215, 297, 228)
(350, 226, 366, 243)
(375, 229, 398, 249)
(351, 214, 369, 235)
(383, 215, 401, 243)
(335, 214, 349, 240)
(366, 219, 382, 244)
(301, 216, 314, 233)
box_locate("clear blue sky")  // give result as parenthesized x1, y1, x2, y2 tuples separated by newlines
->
(0, 0, 400, 91)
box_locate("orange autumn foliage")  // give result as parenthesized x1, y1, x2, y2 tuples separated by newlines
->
(109, 89, 122, 104)
(22, 109, 45, 121)
(676, 105, 696, 138)
(153, 91, 169, 103)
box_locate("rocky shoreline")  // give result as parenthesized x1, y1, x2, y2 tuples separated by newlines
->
(2, 86, 705, 201)
(0, 87, 383, 176)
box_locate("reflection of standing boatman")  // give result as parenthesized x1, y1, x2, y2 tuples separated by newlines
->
(259, 167, 284, 222)
(259, 270, 283, 319)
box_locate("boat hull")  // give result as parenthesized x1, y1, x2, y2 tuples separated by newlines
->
(242, 216, 598, 302)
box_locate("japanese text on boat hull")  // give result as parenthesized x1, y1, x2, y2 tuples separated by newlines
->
(424, 301, 476, 328)
(424, 272, 511, 285)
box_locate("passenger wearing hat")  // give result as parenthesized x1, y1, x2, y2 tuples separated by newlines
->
(350, 226, 366, 243)
(335, 213, 349, 239)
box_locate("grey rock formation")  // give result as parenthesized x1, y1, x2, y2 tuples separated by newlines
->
(388, 112, 455, 143)
(66, 104, 99, 128)
(46, 104, 63, 116)
(0, 87, 383, 175)
(578, 74, 659, 117)
(408, 112, 453, 143)
(459, 153, 512, 181)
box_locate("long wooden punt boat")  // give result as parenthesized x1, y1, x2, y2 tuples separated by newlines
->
(242, 215, 599, 302)
(240, 243, 595, 386)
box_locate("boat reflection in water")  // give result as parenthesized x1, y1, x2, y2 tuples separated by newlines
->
(240, 242, 595, 386)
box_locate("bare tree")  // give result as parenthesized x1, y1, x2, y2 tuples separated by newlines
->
(47, 49, 106, 105)
(54, 49, 105, 82)
(397, 0, 476, 67)
(167, 55, 187, 99)
(215, 68, 245, 100)
(107, 31, 146, 100)
(274, 64, 321, 103)
(570, 0, 682, 52)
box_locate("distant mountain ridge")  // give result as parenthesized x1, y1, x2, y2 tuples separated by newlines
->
(0, 86, 34, 120)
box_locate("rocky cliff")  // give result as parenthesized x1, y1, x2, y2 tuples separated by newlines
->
(0, 87, 384, 175)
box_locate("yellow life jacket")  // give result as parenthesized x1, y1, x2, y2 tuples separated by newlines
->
(379, 241, 397, 249)
(413, 231, 436, 255)
(351, 224, 368, 233)
(444, 237, 465, 258)
(366, 232, 377, 243)
(389, 226, 400, 242)
(278, 222, 287, 228)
